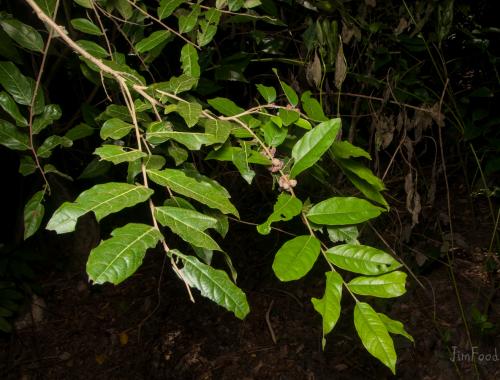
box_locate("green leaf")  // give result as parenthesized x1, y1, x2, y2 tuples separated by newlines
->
(37, 135, 72, 158)
(203, 119, 232, 143)
(180, 44, 200, 79)
(147, 168, 238, 216)
(301, 91, 328, 121)
(278, 108, 300, 126)
(326, 226, 359, 244)
(135, 30, 172, 53)
(64, 123, 94, 141)
(228, 0, 244, 11)
(197, 13, 219, 47)
(70, 18, 103, 36)
(100, 118, 134, 140)
(307, 197, 382, 225)
(294, 118, 312, 130)
(311, 271, 343, 349)
(206, 146, 270, 165)
(155, 206, 221, 250)
(78, 158, 112, 179)
(290, 118, 341, 178)
(167, 141, 188, 166)
(158, 0, 185, 19)
(326, 244, 400, 275)
(354, 302, 396, 374)
(94, 145, 147, 164)
(23, 190, 45, 240)
(76, 40, 110, 59)
(331, 141, 371, 160)
(343, 170, 389, 209)
(0, 119, 29, 150)
(257, 193, 302, 235)
(272, 235, 321, 281)
(256, 84, 276, 103)
(0, 61, 43, 109)
(47, 183, 153, 234)
(173, 250, 249, 319)
(273, 68, 298, 106)
(176, 101, 202, 127)
(336, 158, 384, 191)
(33, 104, 62, 134)
(0, 18, 44, 53)
(207, 97, 244, 116)
(262, 120, 287, 147)
(87, 223, 162, 285)
(35, 0, 57, 17)
(378, 313, 414, 342)
(74, 0, 93, 8)
(19, 156, 36, 176)
(0, 91, 27, 126)
(112, 0, 133, 19)
(348, 271, 407, 298)
(178, 4, 200, 34)
(153, 74, 198, 95)
(146, 122, 215, 150)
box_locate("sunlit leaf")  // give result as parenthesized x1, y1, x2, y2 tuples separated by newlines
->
(378, 313, 414, 342)
(158, 0, 185, 19)
(94, 145, 147, 164)
(178, 4, 200, 34)
(176, 101, 202, 127)
(135, 30, 172, 53)
(255, 84, 276, 103)
(180, 43, 200, 79)
(100, 118, 134, 140)
(326, 226, 359, 244)
(348, 271, 407, 298)
(71, 18, 103, 36)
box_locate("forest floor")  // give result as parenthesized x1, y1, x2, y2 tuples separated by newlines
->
(1, 176, 499, 380)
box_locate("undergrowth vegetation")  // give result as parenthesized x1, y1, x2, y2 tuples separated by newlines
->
(0, 0, 498, 375)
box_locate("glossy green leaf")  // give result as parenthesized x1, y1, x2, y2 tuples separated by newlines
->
(206, 146, 270, 165)
(158, 0, 184, 19)
(70, 18, 103, 36)
(0, 18, 44, 53)
(74, 0, 92, 8)
(256, 84, 276, 103)
(64, 123, 94, 141)
(94, 145, 147, 164)
(348, 271, 407, 298)
(147, 168, 238, 216)
(294, 118, 312, 130)
(336, 158, 384, 191)
(19, 156, 36, 176)
(301, 91, 328, 121)
(203, 119, 232, 143)
(37, 135, 72, 158)
(87, 223, 162, 285)
(257, 193, 302, 235)
(167, 141, 188, 166)
(326, 244, 401, 275)
(33, 104, 62, 134)
(0, 62, 43, 110)
(146, 122, 214, 150)
(378, 313, 414, 342)
(228, 0, 244, 11)
(262, 120, 287, 147)
(155, 206, 221, 250)
(307, 197, 382, 225)
(174, 250, 249, 319)
(207, 97, 244, 116)
(178, 4, 200, 34)
(278, 108, 300, 126)
(35, 0, 57, 17)
(113, 0, 133, 19)
(180, 44, 200, 79)
(331, 141, 371, 160)
(0, 91, 27, 126)
(272, 235, 321, 281)
(153, 74, 198, 95)
(354, 302, 396, 374)
(197, 11, 220, 47)
(326, 226, 359, 244)
(272, 68, 298, 106)
(47, 183, 153, 234)
(176, 101, 202, 127)
(0, 119, 29, 150)
(23, 190, 45, 240)
(290, 118, 341, 178)
(100, 118, 134, 140)
(311, 271, 343, 349)
(76, 40, 110, 59)
(343, 170, 389, 209)
(135, 30, 172, 53)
